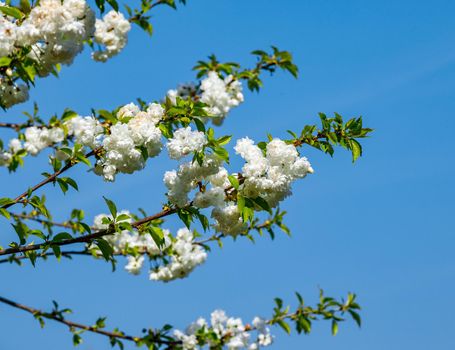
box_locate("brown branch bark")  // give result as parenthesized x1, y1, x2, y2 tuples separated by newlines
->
(1, 148, 100, 210)
(0, 295, 178, 346)
(0, 207, 177, 256)
(0, 122, 24, 131)
(10, 212, 75, 229)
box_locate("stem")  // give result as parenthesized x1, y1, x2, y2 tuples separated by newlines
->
(1, 148, 100, 211)
(0, 207, 177, 256)
(128, 0, 168, 23)
(0, 295, 178, 346)
(0, 122, 24, 131)
(10, 212, 75, 229)
(0, 218, 273, 263)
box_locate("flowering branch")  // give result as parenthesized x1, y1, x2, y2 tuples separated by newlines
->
(0, 295, 178, 347)
(0, 289, 360, 349)
(0, 148, 100, 211)
(0, 214, 280, 265)
(0, 206, 177, 257)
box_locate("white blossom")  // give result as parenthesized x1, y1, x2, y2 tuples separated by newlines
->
(200, 71, 244, 125)
(234, 137, 313, 208)
(174, 310, 274, 349)
(66, 116, 104, 148)
(95, 103, 163, 181)
(164, 155, 222, 207)
(125, 256, 145, 275)
(149, 228, 207, 282)
(23, 126, 64, 156)
(0, 80, 29, 108)
(92, 10, 131, 62)
(166, 127, 207, 160)
(0, 17, 17, 57)
(211, 204, 246, 236)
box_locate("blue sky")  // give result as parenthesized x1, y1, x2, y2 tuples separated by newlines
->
(1, 0, 455, 348)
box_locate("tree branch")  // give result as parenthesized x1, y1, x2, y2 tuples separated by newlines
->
(0, 122, 24, 131)
(0, 218, 275, 264)
(1, 148, 100, 210)
(0, 214, 273, 264)
(0, 206, 177, 256)
(0, 295, 178, 346)
(9, 212, 76, 229)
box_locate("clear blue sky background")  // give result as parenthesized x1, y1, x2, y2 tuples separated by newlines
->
(1, 0, 454, 348)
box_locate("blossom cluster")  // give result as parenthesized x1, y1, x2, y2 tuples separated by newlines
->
(92, 10, 131, 62)
(164, 154, 225, 207)
(0, 101, 214, 183)
(23, 0, 95, 77)
(234, 138, 314, 207)
(0, 102, 166, 181)
(0, 115, 103, 167)
(0, 80, 29, 108)
(94, 103, 163, 181)
(0, 0, 132, 107)
(149, 227, 207, 282)
(166, 126, 207, 160)
(200, 71, 244, 125)
(167, 71, 244, 125)
(174, 310, 273, 349)
(92, 212, 206, 281)
(164, 137, 313, 236)
(164, 155, 247, 236)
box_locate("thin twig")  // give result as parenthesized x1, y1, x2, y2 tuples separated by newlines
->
(10, 212, 75, 229)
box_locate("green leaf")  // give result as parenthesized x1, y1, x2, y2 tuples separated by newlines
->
(75, 154, 91, 167)
(103, 197, 117, 218)
(0, 6, 24, 19)
(80, 222, 92, 234)
(64, 177, 78, 191)
(0, 197, 13, 207)
(0, 57, 11, 67)
(213, 147, 229, 162)
(193, 118, 206, 132)
(19, 0, 31, 14)
(348, 310, 362, 327)
(253, 196, 271, 213)
(350, 139, 362, 162)
(52, 245, 62, 260)
(95, 239, 114, 261)
(106, 0, 119, 11)
(297, 316, 312, 334)
(73, 333, 82, 346)
(237, 195, 245, 212)
(0, 208, 10, 219)
(57, 178, 68, 194)
(115, 213, 130, 222)
(149, 226, 165, 248)
(52, 232, 73, 242)
(95, 0, 105, 12)
(228, 175, 239, 189)
(331, 320, 338, 336)
(217, 135, 232, 146)
(277, 320, 291, 334)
